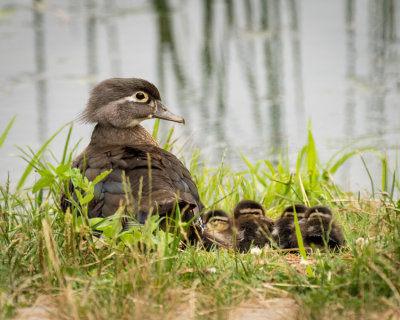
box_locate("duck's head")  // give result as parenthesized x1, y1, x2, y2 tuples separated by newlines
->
(81, 78, 184, 127)
(304, 206, 333, 220)
(280, 204, 308, 221)
(233, 200, 265, 219)
(203, 209, 231, 232)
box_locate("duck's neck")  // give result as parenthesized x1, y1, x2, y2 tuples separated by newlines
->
(89, 124, 160, 148)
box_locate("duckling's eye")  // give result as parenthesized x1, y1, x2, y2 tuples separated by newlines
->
(284, 212, 294, 218)
(134, 91, 147, 101)
(209, 216, 228, 224)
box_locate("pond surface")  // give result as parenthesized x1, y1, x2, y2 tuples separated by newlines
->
(1, 0, 400, 192)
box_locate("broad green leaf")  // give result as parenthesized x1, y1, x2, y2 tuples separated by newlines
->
(32, 176, 54, 193)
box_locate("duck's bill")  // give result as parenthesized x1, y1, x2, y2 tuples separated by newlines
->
(154, 101, 185, 124)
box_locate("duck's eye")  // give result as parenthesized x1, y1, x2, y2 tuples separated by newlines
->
(135, 91, 147, 101)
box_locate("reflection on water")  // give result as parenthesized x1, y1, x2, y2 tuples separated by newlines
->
(104, 0, 121, 77)
(33, 0, 47, 143)
(0, 0, 400, 191)
(86, 0, 98, 89)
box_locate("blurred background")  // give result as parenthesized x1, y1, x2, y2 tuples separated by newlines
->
(0, 0, 399, 192)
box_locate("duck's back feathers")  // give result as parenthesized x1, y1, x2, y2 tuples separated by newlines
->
(61, 144, 202, 224)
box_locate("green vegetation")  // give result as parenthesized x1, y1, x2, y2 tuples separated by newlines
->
(0, 120, 399, 319)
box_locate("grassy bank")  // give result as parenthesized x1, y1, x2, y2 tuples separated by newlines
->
(0, 122, 399, 319)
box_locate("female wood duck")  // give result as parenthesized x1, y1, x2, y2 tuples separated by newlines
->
(302, 206, 344, 249)
(61, 78, 203, 238)
(233, 200, 274, 252)
(201, 209, 234, 249)
(272, 204, 308, 249)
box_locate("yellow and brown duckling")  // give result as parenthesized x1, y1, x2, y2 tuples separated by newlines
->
(272, 204, 308, 249)
(201, 209, 234, 249)
(60, 78, 203, 238)
(302, 206, 344, 249)
(233, 200, 274, 252)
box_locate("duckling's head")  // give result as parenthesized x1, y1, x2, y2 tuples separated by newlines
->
(203, 210, 231, 232)
(233, 200, 265, 219)
(305, 206, 333, 220)
(280, 204, 308, 220)
(81, 78, 185, 127)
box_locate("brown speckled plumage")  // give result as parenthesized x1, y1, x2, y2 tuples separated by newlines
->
(61, 78, 202, 236)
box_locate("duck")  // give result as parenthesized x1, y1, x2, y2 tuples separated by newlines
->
(201, 209, 234, 249)
(272, 204, 308, 249)
(302, 206, 344, 249)
(233, 200, 274, 252)
(60, 78, 203, 239)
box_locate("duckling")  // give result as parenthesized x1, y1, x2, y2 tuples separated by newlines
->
(272, 204, 308, 249)
(201, 209, 234, 249)
(233, 200, 274, 252)
(60, 78, 203, 238)
(302, 206, 344, 249)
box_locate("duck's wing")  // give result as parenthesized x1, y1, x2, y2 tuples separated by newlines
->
(60, 144, 202, 222)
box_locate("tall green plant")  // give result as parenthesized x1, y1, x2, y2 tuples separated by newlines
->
(0, 116, 16, 149)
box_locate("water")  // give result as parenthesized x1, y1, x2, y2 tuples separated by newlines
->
(1, 0, 400, 193)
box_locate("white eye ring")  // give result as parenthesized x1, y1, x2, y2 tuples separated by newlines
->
(126, 91, 149, 103)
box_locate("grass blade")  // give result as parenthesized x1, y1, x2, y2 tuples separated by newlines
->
(152, 119, 160, 140)
(61, 122, 73, 164)
(293, 206, 314, 277)
(328, 147, 371, 175)
(0, 116, 16, 149)
(16, 123, 69, 190)
(358, 151, 375, 198)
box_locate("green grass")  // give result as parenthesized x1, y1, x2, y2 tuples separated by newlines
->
(0, 121, 399, 319)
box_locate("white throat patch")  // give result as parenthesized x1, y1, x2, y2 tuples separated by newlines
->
(128, 118, 144, 127)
